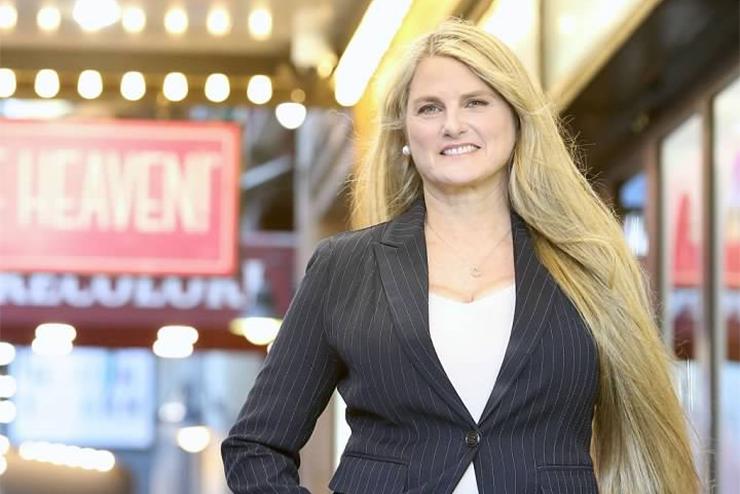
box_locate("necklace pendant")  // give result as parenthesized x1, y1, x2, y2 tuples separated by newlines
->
(470, 267, 482, 278)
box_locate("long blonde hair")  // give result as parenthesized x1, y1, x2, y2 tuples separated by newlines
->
(351, 19, 698, 494)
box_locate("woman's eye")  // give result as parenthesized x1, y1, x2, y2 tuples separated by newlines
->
(418, 104, 440, 114)
(467, 99, 488, 108)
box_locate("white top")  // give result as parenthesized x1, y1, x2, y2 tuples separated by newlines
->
(428, 281, 516, 494)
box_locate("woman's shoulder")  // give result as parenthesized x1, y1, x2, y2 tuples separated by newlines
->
(320, 220, 390, 253)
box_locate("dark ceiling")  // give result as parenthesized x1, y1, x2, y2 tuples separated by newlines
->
(563, 0, 739, 183)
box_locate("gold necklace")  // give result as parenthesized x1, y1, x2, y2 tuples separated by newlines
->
(426, 220, 510, 278)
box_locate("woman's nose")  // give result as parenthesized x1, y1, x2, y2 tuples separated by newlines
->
(442, 110, 467, 137)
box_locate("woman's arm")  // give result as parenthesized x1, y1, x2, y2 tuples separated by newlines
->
(221, 238, 343, 493)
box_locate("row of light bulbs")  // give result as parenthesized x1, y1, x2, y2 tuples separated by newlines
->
(0, 318, 279, 362)
(0, 1, 273, 39)
(0, 68, 308, 129)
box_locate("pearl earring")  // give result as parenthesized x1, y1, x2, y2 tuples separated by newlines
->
(401, 145, 410, 156)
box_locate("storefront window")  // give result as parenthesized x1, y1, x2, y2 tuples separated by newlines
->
(713, 75, 740, 494)
(659, 114, 710, 483)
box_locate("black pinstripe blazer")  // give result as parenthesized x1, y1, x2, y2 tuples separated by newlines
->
(222, 198, 600, 494)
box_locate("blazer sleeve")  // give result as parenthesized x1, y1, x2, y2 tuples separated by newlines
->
(221, 238, 343, 493)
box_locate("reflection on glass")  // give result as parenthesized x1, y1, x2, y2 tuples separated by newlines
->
(713, 75, 740, 494)
(618, 172, 648, 260)
(660, 114, 709, 483)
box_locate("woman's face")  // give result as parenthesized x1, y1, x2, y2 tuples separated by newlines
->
(404, 56, 517, 195)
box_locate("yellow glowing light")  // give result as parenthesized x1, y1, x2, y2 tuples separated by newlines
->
(77, 70, 103, 99)
(122, 6, 146, 34)
(120, 71, 146, 101)
(37, 5, 62, 32)
(205, 73, 230, 102)
(275, 102, 306, 130)
(246, 75, 272, 104)
(177, 426, 211, 453)
(248, 7, 272, 41)
(0, 3, 18, 30)
(73, 0, 121, 32)
(164, 7, 188, 35)
(207, 7, 231, 36)
(162, 72, 188, 102)
(34, 69, 61, 98)
(0, 68, 16, 98)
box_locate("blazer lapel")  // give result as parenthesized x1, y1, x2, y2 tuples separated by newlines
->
(477, 210, 559, 425)
(373, 198, 559, 428)
(374, 199, 475, 425)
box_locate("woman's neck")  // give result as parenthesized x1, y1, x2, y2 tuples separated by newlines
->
(422, 180, 511, 243)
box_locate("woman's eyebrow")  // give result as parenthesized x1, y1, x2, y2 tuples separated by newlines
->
(410, 90, 494, 107)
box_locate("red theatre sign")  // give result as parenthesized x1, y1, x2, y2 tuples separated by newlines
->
(0, 119, 240, 276)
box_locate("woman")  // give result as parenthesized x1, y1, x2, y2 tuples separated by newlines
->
(222, 19, 698, 494)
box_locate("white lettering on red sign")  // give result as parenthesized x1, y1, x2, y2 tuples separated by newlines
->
(8, 148, 220, 233)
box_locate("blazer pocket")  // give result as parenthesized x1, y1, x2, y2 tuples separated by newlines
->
(329, 452, 407, 494)
(537, 464, 599, 494)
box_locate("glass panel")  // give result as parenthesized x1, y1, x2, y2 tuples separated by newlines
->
(618, 172, 649, 261)
(713, 75, 740, 494)
(660, 114, 710, 484)
(543, 0, 642, 87)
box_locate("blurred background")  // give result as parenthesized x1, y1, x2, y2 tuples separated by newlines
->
(0, 0, 737, 493)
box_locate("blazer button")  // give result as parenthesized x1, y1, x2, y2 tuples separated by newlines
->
(465, 430, 481, 448)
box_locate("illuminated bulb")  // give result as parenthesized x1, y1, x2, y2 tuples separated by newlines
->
(177, 426, 211, 453)
(206, 7, 231, 36)
(0, 400, 16, 423)
(0, 376, 16, 398)
(0, 434, 8, 455)
(157, 325, 198, 344)
(152, 340, 193, 359)
(120, 71, 146, 101)
(162, 72, 188, 102)
(0, 342, 15, 365)
(164, 7, 188, 35)
(37, 5, 62, 32)
(248, 7, 272, 40)
(77, 70, 103, 99)
(35, 322, 77, 342)
(275, 102, 306, 130)
(246, 75, 271, 104)
(121, 6, 146, 33)
(96, 450, 115, 472)
(290, 88, 305, 103)
(34, 69, 60, 99)
(0, 455, 6, 476)
(0, 68, 16, 98)
(0, 3, 18, 30)
(244, 317, 280, 345)
(73, 0, 121, 32)
(204, 73, 230, 102)
(153, 325, 198, 359)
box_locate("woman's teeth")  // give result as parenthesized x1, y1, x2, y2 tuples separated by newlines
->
(442, 145, 478, 156)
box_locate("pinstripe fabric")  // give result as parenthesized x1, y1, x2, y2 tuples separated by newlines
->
(222, 198, 599, 494)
